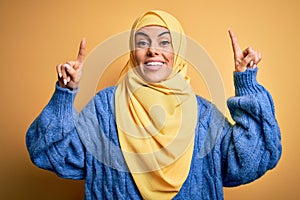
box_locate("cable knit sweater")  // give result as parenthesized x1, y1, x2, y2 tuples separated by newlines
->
(26, 68, 281, 199)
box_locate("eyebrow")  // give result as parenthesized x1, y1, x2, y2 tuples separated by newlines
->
(135, 31, 171, 38)
(158, 31, 171, 37)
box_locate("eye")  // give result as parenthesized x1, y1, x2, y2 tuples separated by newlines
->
(160, 40, 171, 47)
(136, 41, 150, 48)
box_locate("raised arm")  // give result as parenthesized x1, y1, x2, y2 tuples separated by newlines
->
(217, 31, 282, 186)
(26, 39, 87, 179)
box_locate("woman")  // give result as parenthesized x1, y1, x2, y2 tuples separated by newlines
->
(26, 10, 282, 199)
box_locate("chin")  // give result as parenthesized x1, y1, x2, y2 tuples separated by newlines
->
(142, 75, 164, 83)
(138, 69, 172, 83)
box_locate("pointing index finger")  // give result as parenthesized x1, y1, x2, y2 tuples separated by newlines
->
(228, 29, 241, 57)
(77, 38, 86, 64)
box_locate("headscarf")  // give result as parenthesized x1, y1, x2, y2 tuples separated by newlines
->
(115, 10, 198, 199)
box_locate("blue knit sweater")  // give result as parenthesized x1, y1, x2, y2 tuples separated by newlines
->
(26, 68, 281, 199)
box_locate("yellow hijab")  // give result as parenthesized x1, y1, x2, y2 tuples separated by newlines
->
(115, 10, 198, 199)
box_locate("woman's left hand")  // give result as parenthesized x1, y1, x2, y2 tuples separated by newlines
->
(228, 29, 262, 72)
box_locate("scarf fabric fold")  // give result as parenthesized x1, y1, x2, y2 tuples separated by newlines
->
(115, 10, 198, 199)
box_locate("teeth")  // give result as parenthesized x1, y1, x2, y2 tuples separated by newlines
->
(146, 62, 164, 66)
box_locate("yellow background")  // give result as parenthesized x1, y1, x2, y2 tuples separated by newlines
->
(1, 0, 299, 199)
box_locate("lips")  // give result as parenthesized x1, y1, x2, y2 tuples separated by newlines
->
(145, 61, 164, 66)
(144, 61, 165, 71)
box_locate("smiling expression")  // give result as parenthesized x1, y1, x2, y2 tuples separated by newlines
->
(134, 26, 174, 83)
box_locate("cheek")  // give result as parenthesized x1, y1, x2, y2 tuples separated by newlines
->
(166, 52, 174, 67)
(134, 50, 146, 64)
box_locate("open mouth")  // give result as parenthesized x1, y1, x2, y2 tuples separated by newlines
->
(144, 61, 165, 70)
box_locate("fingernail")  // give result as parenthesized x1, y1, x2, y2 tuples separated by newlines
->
(64, 64, 71, 70)
(63, 79, 67, 85)
(250, 60, 254, 67)
(253, 64, 257, 68)
(59, 72, 62, 78)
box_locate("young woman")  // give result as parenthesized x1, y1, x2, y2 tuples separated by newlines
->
(26, 10, 281, 199)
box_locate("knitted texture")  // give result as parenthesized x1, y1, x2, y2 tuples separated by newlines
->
(26, 68, 281, 199)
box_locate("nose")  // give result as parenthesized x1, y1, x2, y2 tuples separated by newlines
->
(147, 46, 160, 56)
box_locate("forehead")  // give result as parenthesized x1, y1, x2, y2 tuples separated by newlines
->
(135, 25, 170, 37)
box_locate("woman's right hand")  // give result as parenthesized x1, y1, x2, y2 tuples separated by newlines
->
(56, 38, 86, 90)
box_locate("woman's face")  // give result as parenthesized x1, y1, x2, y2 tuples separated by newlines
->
(134, 26, 174, 83)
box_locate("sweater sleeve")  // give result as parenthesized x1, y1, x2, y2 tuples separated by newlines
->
(26, 83, 85, 180)
(220, 68, 282, 186)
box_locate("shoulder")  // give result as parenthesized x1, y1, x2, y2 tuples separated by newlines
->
(94, 86, 117, 102)
(195, 95, 211, 109)
(195, 95, 225, 129)
(195, 95, 214, 118)
(93, 86, 117, 114)
(95, 86, 117, 98)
